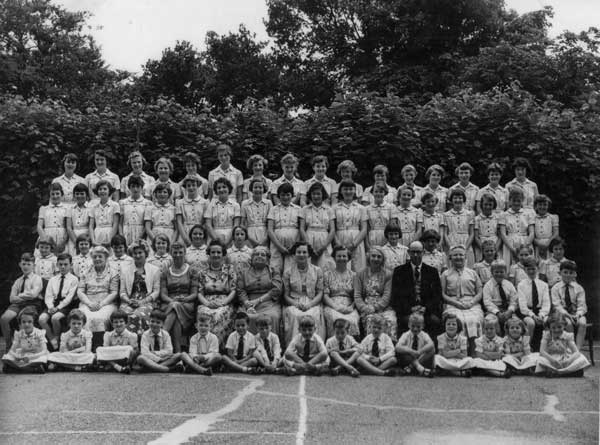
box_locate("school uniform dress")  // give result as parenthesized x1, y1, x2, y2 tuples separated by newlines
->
(197, 263, 237, 345)
(78, 266, 119, 332)
(109, 254, 134, 277)
(334, 181, 364, 201)
(227, 245, 253, 272)
(120, 196, 151, 246)
(473, 213, 500, 261)
(185, 245, 208, 270)
(48, 329, 95, 366)
(144, 202, 177, 244)
(472, 261, 493, 286)
(303, 176, 337, 205)
(269, 176, 304, 204)
(434, 333, 474, 371)
(422, 249, 446, 275)
(551, 281, 587, 319)
(242, 176, 273, 199)
(205, 199, 240, 247)
(241, 198, 272, 247)
(44, 272, 78, 315)
(421, 184, 448, 213)
(302, 203, 335, 270)
(72, 254, 93, 279)
(120, 262, 162, 335)
(39, 202, 69, 252)
(534, 331, 590, 374)
(189, 331, 220, 362)
(90, 200, 120, 246)
(502, 335, 539, 370)
(96, 329, 138, 362)
(323, 269, 360, 337)
(396, 330, 434, 366)
(366, 202, 397, 248)
(255, 332, 283, 367)
(533, 213, 559, 259)
(396, 206, 423, 247)
(148, 253, 173, 274)
(120, 172, 156, 199)
(208, 165, 244, 201)
(35, 255, 58, 284)
(67, 204, 91, 256)
(179, 174, 209, 200)
(441, 267, 484, 338)
(284, 333, 329, 367)
(282, 263, 325, 345)
(140, 328, 174, 362)
(505, 178, 538, 210)
(226, 330, 257, 360)
(443, 209, 475, 266)
(359, 333, 395, 361)
(397, 183, 424, 208)
(422, 211, 444, 236)
(518, 278, 550, 320)
(175, 195, 208, 243)
(85, 169, 120, 203)
(362, 184, 396, 206)
(539, 257, 569, 289)
(268, 203, 301, 273)
(354, 268, 397, 340)
(449, 182, 479, 211)
(499, 208, 534, 266)
(476, 184, 508, 214)
(381, 243, 409, 275)
(334, 201, 367, 272)
(482, 279, 518, 316)
(472, 335, 506, 372)
(237, 266, 283, 335)
(152, 179, 182, 204)
(2, 327, 48, 368)
(52, 173, 86, 204)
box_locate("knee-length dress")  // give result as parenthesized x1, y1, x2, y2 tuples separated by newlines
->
(354, 268, 397, 340)
(474, 213, 500, 262)
(534, 331, 590, 374)
(39, 203, 69, 253)
(302, 203, 335, 270)
(237, 266, 283, 336)
(396, 206, 423, 247)
(499, 208, 534, 266)
(196, 263, 237, 345)
(120, 269, 156, 335)
(120, 197, 151, 246)
(78, 266, 119, 332)
(205, 199, 240, 247)
(323, 269, 360, 337)
(443, 209, 475, 266)
(441, 267, 483, 338)
(268, 203, 301, 273)
(282, 263, 325, 345)
(67, 204, 91, 256)
(91, 200, 120, 246)
(160, 264, 198, 332)
(144, 202, 177, 244)
(175, 195, 207, 244)
(533, 213, 559, 259)
(334, 202, 367, 272)
(366, 203, 397, 247)
(241, 198, 272, 247)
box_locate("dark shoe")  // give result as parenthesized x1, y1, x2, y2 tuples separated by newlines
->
(329, 366, 341, 376)
(171, 363, 185, 373)
(460, 369, 472, 378)
(120, 366, 131, 375)
(384, 369, 396, 377)
(504, 368, 512, 379)
(203, 367, 213, 376)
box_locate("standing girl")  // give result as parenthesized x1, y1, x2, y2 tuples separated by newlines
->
(499, 187, 534, 267)
(300, 155, 337, 206)
(505, 157, 538, 210)
(148, 234, 173, 273)
(185, 225, 208, 269)
(300, 182, 336, 270)
(119, 176, 151, 247)
(267, 183, 301, 273)
(396, 186, 423, 247)
(476, 162, 507, 214)
(473, 193, 500, 262)
(443, 189, 475, 266)
(89, 181, 120, 248)
(178, 151, 209, 199)
(144, 183, 178, 246)
(533, 195, 559, 260)
(66, 183, 91, 257)
(152, 157, 181, 204)
(362, 165, 396, 206)
(72, 235, 93, 278)
(175, 175, 207, 247)
(397, 164, 423, 207)
(421, 164, 447, 214)
(120, 151, 155, 200)
(205, 177, 241, 247)
(335, 160, 363, 202)
(334, 180, 368, 272)
(85, 149, 120, 203)
(37, 183, 69, 254)
(269, 153, 303, 206)
(421, 192, 444, 245)
(52, 153, 85, 204)
(448, 162, 479, 212)
(366, 184, 398, 249)
(242, 154, 272, 201)
(241, 178, 272, 248)
(228, 226, 253, 272)
(208, 144, 244, 203)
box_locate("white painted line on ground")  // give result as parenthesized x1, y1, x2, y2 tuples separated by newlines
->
(0, 431, 165, 435)
(543, 394, 566, 421)
(148, 378, 264, 445)
(296, 375, 307, 445)
(166, 374, 257, 382)
(61, 409, 194, 418)
(204, 431, 296, 436)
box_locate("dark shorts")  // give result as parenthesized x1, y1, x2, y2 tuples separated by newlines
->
(5, 300, 44, 316)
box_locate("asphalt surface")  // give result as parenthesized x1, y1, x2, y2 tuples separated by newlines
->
(0, 354, 598, 445)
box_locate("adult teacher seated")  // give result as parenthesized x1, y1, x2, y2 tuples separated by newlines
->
(391, 241, 443, 337)
(237, 246, 283, 336)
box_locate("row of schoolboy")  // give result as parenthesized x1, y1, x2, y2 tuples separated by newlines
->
(2, 303, 589, 378)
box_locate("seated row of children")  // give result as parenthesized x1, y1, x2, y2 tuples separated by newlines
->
(3, 302, 589, 378)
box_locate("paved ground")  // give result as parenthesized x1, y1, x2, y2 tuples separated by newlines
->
(1, 349, 598, 445)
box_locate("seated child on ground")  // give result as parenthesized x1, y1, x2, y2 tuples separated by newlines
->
(435, 313, 474, 377)
(472, 314, 510, 378)
(48, 309, 95, 371)
(502, 316, 539, 374)
(355, 314, 396, 376)
(222, 312, 259, 374)
(2, 306, 48, 373)
(181, 314, 221, 375)
(284, 315, 330, 376)
(96, 310, 138, 373)
(395, 312, 435, 377)
(136, 310, 183, 373)
(326, 318, 361, 377)
(253, 315, 284, 373)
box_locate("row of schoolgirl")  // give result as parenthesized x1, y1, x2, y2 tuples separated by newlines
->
(2, 303, 589, 378)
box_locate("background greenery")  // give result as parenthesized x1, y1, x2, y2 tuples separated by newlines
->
(1, 0, 599, 329)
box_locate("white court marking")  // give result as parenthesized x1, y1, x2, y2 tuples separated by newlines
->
(543, 394, 566, 421)
(296, 375, 307, 445)
(61, 409, 195, 418)
(147, 378, 264, 445)
(0, 431, 166, 435)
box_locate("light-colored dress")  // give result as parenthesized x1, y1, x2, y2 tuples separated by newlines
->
(366, 203, 397, 247)
(96, 329, 138, 362)
(499, 208, 534, 266)
(354, 268, 397, 340)
(148, 253, 173, 273)
(120, 268, 157, 335)
(334, 201, 367, 272)
(421, 184, 448, 213)
(243, 175, 273, 198)
(509, 262, 529, 288)
(227, 245, 253, 272)
(268, 203, 301, 273)
(396, 206, 423, 247)
(185, 245, 208, 270)
(535, 331, 590, 374)
(434, 333, 474, 371)
(120, 197, 151, 246)
(381, 243, 409, 274)
(237, 266, 283, 335)
(48, 329, 95, 366)
(449, 182, 479, 211)
(323, 269, 360, 337)
(302, 176, 337, 205)
(160, 264, 198, 332)
(472, 261, 493, 285)
(72, 253, 93, 278)
(505, 178, 538, 209)
(539, 257, 568, 288)
(397, 183, 424, 208)
(534, 213, 559, 259)
(90, 200, 120, 246)
(422, 249, 446, 275)
(476, 184, 508, 213)
(85, 169, 120, 202)
(197, 263, 237, 345)
(422, 211, 444, 236)
(282, 263, 325, 345)
(442, 267, 484, 338)
(175, 196, 207, 243)
(302, 203, 335, 270)
(502, 335, 539, 370)
(78, 266, 119, 332)
(268, 176, 304, 203)
(67, 204, 91, 256)
(2, 327, 48, 368)
(334, 181, 364, 201)
(443, 209, 475, 266)
(144, 202, 177, 244)
(151, 179, 182, 204)
(472, 335, 506, 372)
(120, 172, 156, 199)
(52, 173, 86, 204)
(39, 203, 69, 253)
(205, 199, 240, 247)
(362, 184, 396, 206)
(208, 165, 244, 201)
(474, 213, 499, 261)
(178, 173, 209, 199)
(241, 198, 272, 247)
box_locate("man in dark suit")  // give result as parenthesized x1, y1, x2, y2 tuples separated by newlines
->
(391, 241, 443, 336)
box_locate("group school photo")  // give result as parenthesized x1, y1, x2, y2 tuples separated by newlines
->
(1, 0, 599, 444)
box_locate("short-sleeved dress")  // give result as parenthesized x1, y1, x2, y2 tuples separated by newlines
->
(502, 335, 539, 370)
(323, 269, 360, 337)
(48, 329, 95, 366)
(144, 202, 177, 244)
(362, 184, 396, 206)
(90, 200, 120, 246)
(443, 209, 475, 266)
(205, 199, 240, 246)
(421, 184, 448, 213)
(197, 263, 237, 345)
(185, 245, 208, 270)
(85, 169, 120, 203)
(120, 172, 156, 199)
(505, 178, 538, 210)
(148, 253, 173, 274)
(334, 201, 368, 272)
(78, 266, 119, 332)
(120, 197, 151, 246)
(2, 327, 48, 367)
(39, 203, 69, 252)
(472, 261, 493, 286)
(534, 331, 590, 374)
(175, 196, 207, 243)
(241, 198, 272, 247)
(227, 245, 253, 272)
(477, 184, 508, 214)
(354, 268, 397, 340)
(72, 253, 93, 278)
(381, 243, 409, 275)
(441, 267, 483, 338)
(533, 213, 559, 259)
(449, 182, 479, 211)
(473, 212, 500, 261)
(67, 203, 91, 256)
(302, 203, 335, 270)
(151, 179, 182, 204)
(422, 249, 446, 275)
(396, 206, 423, 247)
(499, 208, 534, 266)
(422, 211, 444, 237)
(52, 174, 86, 204)
(160, 264, 198, 332)
(366, 203, 397, 247)
(237, 266, 283, 335)
(434, 333, 474, 371)
(208, 165, 244, 201)
(268, 203, 301, 273)
(243, 175, 273, 199)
